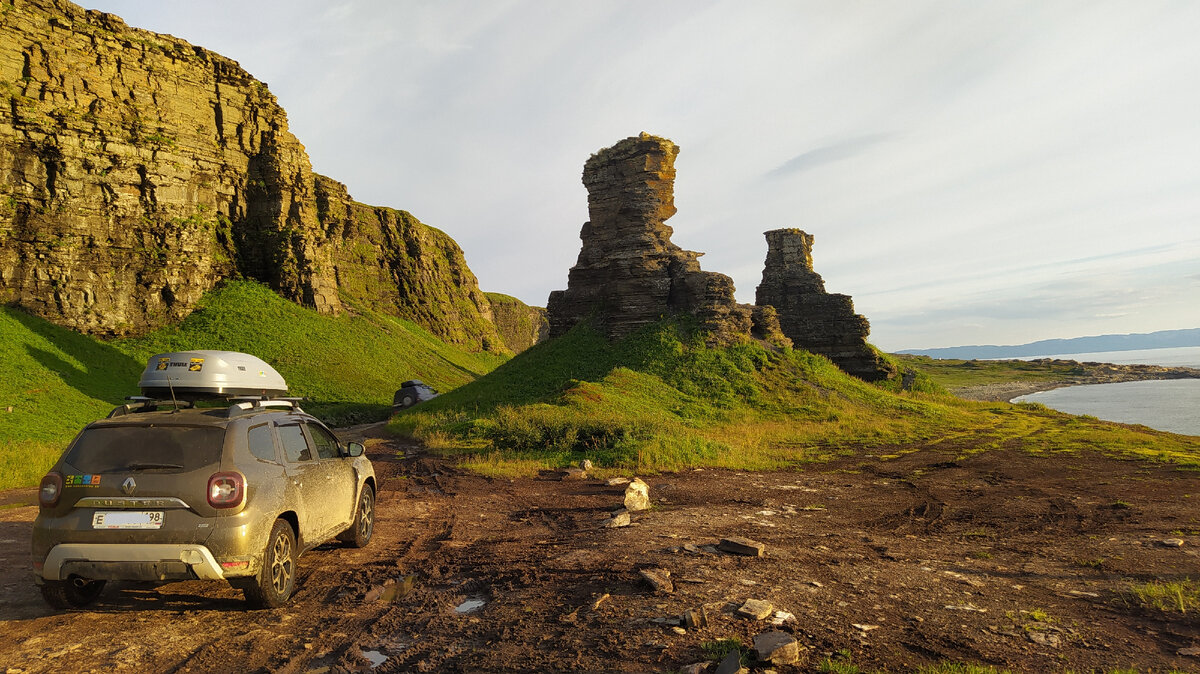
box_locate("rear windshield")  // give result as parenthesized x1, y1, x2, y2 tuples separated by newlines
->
(63, 425, 225, 473)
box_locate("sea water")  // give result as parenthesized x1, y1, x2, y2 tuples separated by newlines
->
(1011, 346, 1200, 436)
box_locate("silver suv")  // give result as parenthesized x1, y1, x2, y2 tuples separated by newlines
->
(32, 396, 376, 609)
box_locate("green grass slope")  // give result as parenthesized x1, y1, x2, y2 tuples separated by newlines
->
(1, 280, 505, 489)
(391, 320, 1200, 477)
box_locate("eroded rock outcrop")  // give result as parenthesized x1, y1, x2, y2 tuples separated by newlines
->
(547, 133, 786, 347)
(0, 0, 503, 351)
(755, 228, 895, 381)
(485, 292, 548, 353)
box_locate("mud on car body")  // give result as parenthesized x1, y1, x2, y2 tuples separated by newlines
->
(31, 351, 376, 609)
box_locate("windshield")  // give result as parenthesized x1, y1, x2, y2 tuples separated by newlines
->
(63, 425, 225, 473)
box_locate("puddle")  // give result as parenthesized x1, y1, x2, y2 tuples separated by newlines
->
(366, 574, 418, 603)
(454, 598, 486, 613)
(361, 650, 388, 668)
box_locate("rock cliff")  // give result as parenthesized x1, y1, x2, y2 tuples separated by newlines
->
(755, 229, 895, 381)
(0, 0, 503, 351)
(547, 133, 786, 347)
(485, 292, 548, 353)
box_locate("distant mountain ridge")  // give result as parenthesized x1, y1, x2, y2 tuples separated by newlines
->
(897, 328, 1200, 360)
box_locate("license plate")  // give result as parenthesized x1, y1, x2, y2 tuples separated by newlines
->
(92, 511, 164, 530)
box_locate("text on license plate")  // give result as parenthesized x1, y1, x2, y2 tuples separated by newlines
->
(92, 511, 164, 529)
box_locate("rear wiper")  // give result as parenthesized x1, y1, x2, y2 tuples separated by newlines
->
(124, 462, 184, 470)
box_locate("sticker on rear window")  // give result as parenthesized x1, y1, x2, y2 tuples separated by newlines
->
(65, 474, 101, 487)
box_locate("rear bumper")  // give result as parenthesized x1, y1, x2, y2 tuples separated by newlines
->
(39, 543, 225, 582)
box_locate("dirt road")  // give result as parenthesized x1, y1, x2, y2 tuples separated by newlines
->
(1, 425, 1198, 672)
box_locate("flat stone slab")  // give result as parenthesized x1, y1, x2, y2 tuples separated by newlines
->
(719, 537, 765, 556)
(737, 598, 774, 620)
(754, 630, 800, 665)
(639, 567, 674, 594)
(603, 512, 631, 528)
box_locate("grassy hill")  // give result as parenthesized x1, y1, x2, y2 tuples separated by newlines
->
(0, 280, 505, 489)
(391, 320, 1200, 477)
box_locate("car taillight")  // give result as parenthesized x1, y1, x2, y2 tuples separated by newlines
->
(207, 472, 244, 509)
(39, 472, 63, 508)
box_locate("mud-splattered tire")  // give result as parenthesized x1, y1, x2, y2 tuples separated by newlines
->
(242, 519, 296, 609)
(41, 576, 106, 609)
(343, 484, 374, 548)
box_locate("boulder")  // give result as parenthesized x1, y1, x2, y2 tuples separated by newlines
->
(624, 478, 651, 512)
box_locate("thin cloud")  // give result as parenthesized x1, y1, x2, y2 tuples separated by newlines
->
(765, 134, 892, 179)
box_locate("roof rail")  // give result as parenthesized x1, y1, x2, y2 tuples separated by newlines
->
(225, 398, 306, 418)
(107, 397, 196, 418)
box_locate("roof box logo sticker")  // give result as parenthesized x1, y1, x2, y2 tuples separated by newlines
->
(189, 358, 205, 372)
(156, 357, 170, 371)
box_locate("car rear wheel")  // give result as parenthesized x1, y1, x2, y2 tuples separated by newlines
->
(41, 575, 106, 609)
(242, 519, 296, 609)
(401, 394, 415, 408)
(343, 484, 375, 548)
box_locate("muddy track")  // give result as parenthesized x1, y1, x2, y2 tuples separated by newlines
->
(1, 428, 1199, 672)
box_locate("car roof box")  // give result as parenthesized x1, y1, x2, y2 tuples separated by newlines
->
(138, 351, 289, 400)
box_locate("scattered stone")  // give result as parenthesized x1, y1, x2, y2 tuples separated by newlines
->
(753, 631, 800, 665)
(683, 543, 702, 554)
(684, 606, 709, 629)
(737, 599, 774, 620)
(719, 537, 765, 557)
(603, 512, 631, 528)
(672, 626, 687, 635)
(680, 663, 709, 674)
(640, 567, 674, 594)
(560, 467, 588, 481)
(605, 477, 631, 486)
(1178, 647, 1200, 657)
(714, 649, 746, 674)
(771, 610, 795, 626)
(739, 579, 758, 586)
(579, 459, 594, 471)
(591, 593, 610, 611)
(1068, 590, 1100, 598)
(1027, 631, 1061, 648)
(852, 623, 880, 632)
(808, 581, 824, 588)
(701, 545, 721, 554)
(1160, 538, 1185, 548)
(944, 604, 987, 612)
(625, 478, 651, 512)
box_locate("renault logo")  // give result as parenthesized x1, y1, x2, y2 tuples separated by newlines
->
(121, 477, 136, 495)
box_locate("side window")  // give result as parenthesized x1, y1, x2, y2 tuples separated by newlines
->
(307, 423, 340, 460)
(247, 424, 278, 463)
(277, 424, 312, 463)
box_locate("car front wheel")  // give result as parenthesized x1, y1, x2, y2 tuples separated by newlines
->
(242, 519, 296, 609)
(346, 484, 374, 548)
(41, 575, 106, 609)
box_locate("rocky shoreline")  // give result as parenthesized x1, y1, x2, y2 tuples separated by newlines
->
(951, 360, 1200, 402)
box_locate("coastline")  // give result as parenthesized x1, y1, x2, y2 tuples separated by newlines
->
(951, 361, 1200, 402)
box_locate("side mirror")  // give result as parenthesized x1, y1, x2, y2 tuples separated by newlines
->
(346, 441, 365, 458)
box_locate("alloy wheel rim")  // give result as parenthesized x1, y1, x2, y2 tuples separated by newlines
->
(270, 534, 293, 593)
(359, 493, 374, 538)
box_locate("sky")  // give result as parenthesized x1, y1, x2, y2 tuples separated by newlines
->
(83, 0, 1200, 351)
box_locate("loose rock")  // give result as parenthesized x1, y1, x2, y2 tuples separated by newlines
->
(680, 663, 709, 674)
(753, 631, 800, 665)
(719, 537, 765, 557)
(737, 598, 774, 620)
(603, 512, 631, 528)
(683, 607, 709, 629)
(605, 477, 631, 486)
(639, 568, 674, 594)
(560, 467, 588, 481)
(625, 478, 651, 512)
(714, 649, 746, 674)
(579, 459, 594, 471)
(1160, 538, 1185, 547)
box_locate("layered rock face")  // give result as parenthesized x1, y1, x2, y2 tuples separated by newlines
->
(0, 0, 503, 351)
(755, 229, 895, 381)
(548, 133, 785, 347)
(484, 292, 548, 353)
